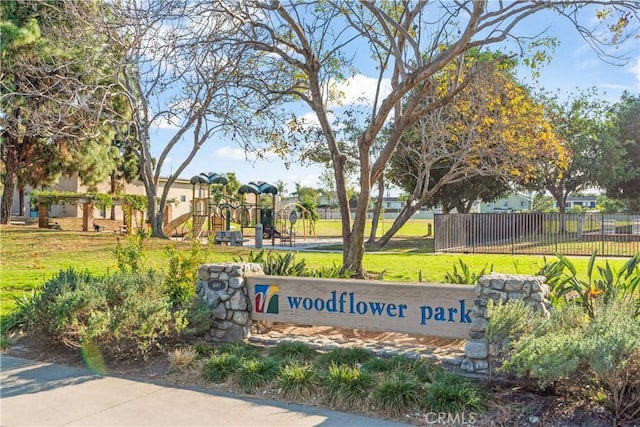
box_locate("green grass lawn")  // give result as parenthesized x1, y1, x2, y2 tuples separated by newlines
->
(0, 222, 630, 322)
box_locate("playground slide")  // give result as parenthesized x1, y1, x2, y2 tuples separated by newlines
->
(162, 212, 209, 239)
(163, 212, 192, 237)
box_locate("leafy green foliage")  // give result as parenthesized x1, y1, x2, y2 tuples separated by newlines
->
(485, 299, 545, 360)
(317, 347, 374, 367)
(540, 252, 640, 318)
(444, 259, 492, 285)
(233, 357, 279, 393)
(182, 298, 212, 338)
(423, 370, 486, 413)
(277, 362, 321, 399)
(203, 353, 241, 383)
(371, 371, 422, 417)
(164, 237, 209, 307)
(113, 231, 150, 274)
(268, 341, 319, 361)
(234, 250, 306, 276)
(20, 269, 186, 359)
(324, 364, 375, 409)
(502, 298, 640, 423)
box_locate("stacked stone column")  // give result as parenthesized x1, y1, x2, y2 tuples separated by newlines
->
(462, 273, 552, 373)
(195, 262, 264, 342)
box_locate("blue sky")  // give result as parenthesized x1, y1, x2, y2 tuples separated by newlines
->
(156, 9, 639, 195)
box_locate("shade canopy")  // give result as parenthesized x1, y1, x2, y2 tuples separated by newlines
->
(189, 175, 208, 185)
(238, 181, 278, 195)
(199, 172, 228, 185)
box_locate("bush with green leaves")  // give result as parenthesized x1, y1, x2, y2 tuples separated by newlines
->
(444, 259, 492, 285)
(164, 237, 209, 308)
(234, 250, 306, 276)
(268, 341, 319, 362)
(316, 346, 373, 367)
(113, 230, 150, 274)
(203, 352, 241, 383)
(278, 362, 322, 399)
(233, 357, 279, 393)
(371, 371, 422, 417)
(21, 269, 186, 359)
(501, 297, 640, 424)
(540, 251, 640, 319)
(422, 370, 486, 413)
(324, 363, 375, 410)
(233, 250, 354, 278)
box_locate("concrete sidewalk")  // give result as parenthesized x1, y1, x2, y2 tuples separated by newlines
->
(1, 355, 409, 427)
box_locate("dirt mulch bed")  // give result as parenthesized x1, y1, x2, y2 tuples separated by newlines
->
(2, 326, 619, 427)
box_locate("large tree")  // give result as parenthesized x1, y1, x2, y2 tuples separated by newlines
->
(602, 92, 640, 211)
(0, 1, 117, 223)
(87, 0, 271, 237)
(214, 1, 638, 276)
(535, 88, 621, 215)
(382, 56, 566, 246)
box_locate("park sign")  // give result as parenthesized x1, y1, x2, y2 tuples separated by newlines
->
(245, 276, 476, 339)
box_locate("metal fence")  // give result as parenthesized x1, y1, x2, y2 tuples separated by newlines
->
(434, 212, 640, 257)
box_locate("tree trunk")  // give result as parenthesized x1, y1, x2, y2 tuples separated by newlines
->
(110, 172, 117, 220)
(367, 175, 384, 244)
(1, 144, 18, 224)
(18, 187, 25, 217)
(375, 201, 422, 247)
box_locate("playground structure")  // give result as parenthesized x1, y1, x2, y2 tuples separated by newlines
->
(164, 173, 316, 246)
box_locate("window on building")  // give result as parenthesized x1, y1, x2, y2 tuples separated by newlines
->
(520, 201, 525, 207)
(180, 195, 186, 202)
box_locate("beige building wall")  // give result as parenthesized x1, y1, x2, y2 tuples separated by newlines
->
(12, 174, 194, 221)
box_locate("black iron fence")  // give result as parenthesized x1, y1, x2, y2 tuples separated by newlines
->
(434, 212, 640, 257)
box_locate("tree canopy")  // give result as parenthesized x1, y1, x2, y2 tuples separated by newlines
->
(0, 1, 120, 222)
(212, 0, 638, 276)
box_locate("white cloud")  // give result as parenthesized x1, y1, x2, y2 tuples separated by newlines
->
(328, 74, 392, 108)
(628, 57, 640, 91)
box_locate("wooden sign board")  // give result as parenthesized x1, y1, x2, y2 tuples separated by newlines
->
(246, 276, 475, 339)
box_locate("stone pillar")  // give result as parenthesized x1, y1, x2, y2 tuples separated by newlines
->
(462, 273, 552, 374)
(195, 263, 264, 342)
(38, 203, 49, 228)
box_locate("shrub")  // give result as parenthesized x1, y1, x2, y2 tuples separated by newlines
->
(234, 250, 306, 276)
(371, 371, 422, 417)
(304, 263, 355, 279)
(182, 298, 212, 338)
(194, 342, 218, 358)
(485, 299, 546, 363)
(203, 353, 241, 383)
(317, 347, 373, 367)
(233, 357, 279, 393)
(362, 356, 443, 383)
(268, 341, 318, 362)
(164, 237, 209, 308)
(215, 342, 263, 359)
(168, 347, 198, 372)
(423, 370, 486, 413)
(113, 231, 149, 274)
(540, 252, 640, 319)
(444, 260, 492, 285)
(324, 364, 375, 410)
(503, 297, 640, 423)
(23, 269, 185, 359)
(277, 362, 321, 400)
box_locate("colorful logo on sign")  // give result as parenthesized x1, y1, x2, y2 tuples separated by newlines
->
(254, 284, 279, 314)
